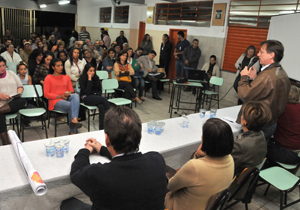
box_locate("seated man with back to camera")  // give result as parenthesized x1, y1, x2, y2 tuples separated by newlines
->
(61, 106, 167, 210)
(137, 50, 165, 100)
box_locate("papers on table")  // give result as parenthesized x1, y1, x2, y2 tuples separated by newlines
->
(8, 130, 47, 196)
(221, 117, 238, 124)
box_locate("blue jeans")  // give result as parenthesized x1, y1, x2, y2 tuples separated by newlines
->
(261, 122, 277, 143)
(54, 94, 80, 133)
(132, 76, 145, 97)
(176, 60, 184, 77)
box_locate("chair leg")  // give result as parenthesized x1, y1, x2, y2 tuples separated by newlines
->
(168, 82, 170, 94)
(217, 94, 219, 109)
(21, 116, 25, 142)
(48, 110, 50, 129)
(54, 112, 57, 137)
(16, 118, 20, 137)
(43, 115, 48, 139)
(284, 191, 287, 205)
(280, 191, 284, 210)
(245, 202, 248, 210)
(264, 184, 271, 196)
(88, 110, 90, 132)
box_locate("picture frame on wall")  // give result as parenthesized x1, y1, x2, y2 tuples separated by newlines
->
(212, 3, 227, 26)
(147, 7, 154, 24)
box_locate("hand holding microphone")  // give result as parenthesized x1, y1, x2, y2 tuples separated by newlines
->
(240, 56, 259, 79)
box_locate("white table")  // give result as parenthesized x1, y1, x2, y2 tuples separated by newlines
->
(0, 105, 242, 210)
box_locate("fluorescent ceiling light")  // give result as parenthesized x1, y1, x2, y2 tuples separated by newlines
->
(279, 11, 295, 14)
(40, 4, 47, 8)
(59, 1, 70, 5)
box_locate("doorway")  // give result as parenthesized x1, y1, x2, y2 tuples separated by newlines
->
(138, 21, 145, 48)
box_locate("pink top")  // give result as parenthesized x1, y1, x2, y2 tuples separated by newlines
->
(0, 71, 7, 78)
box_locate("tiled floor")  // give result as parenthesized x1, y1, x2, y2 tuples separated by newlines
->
(3, 84, 300, 210)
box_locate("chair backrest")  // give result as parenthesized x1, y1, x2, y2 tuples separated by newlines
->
(209, 76, 223, 87)
(6, 62, 19, 74)
(21, 85, 43, 98)
(256, 158, 267, 170)
(206, 189, 230, 210)
(111, 70, 115, 79)
(96, 71, 108, 80)
(76, 82, 81, 93)
(102, 79, 118, 91)
(227, 167, 259, 202)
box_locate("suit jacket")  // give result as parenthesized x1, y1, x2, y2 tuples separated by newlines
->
(182, 45, 201, 69)
(136, 55, 158, 78)
(71, 147, 168, 210)
(160, 41, 172, 62)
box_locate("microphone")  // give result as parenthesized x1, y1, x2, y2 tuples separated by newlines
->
(248, 56, 259, 69)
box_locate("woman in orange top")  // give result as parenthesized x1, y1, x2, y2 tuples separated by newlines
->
(113, 50, 142, 104)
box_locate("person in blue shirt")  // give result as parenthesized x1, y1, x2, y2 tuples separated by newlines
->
(174, 31, 190, 78)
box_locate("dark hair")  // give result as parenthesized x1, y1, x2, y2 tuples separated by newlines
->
(5, 39, 11, 43)
(163, 34, 169, 40)
(241, 101, 272, 132)
(142, 34, 151, 42)
(114, 44, 121, 49)
(80, 63, 97, 84)
(57, 51, 68, 60)
(103, 30, 108, 35)
(100, 28, 105, 31)
(71, 30, 78, 39)
(40, 52, 54, 65)
(49, 58, 63, 74)
(104, 106, 141, 154)
(136, 47, 143, 51)
(177, 31, 185, 38)
(83, 49, 90, 57)
(260, 40, 284, 62)
(120, 30, 124, 33)
(0, 56, 7, 65)
(116, 50, 128, 64)
(6, 43, 14, 49)
(244, 45, 256, 58)
(201, 118, 234, 157)
(108, 48, 116, 55)
(127, 47, 133, 52)
(17, 61, 28, 71)
(55, 43, 64, 52)
(149, 50, 156, 56)
(210, 55, 216, 60)
(193, 39, 199, 43)
(69, 48, 82, 66)
(19, 38, 26, 48)
(29, 49, 43, 62)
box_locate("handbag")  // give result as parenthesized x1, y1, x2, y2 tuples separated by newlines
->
(157, 67, 167, 78)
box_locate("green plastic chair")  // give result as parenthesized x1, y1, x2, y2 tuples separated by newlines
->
(96, 71, 109, 80)
(259, 166, 300, 210)
(76, 82, 98, 132)
(102, 79, 132, 107)
(19, 85, 47, 141)
(6, 113, 20, 137)
(47, 109, 68, 137)
(159, 78, 171, 94)
(202, 76, 223, 109)
(6, 62, 19, 74)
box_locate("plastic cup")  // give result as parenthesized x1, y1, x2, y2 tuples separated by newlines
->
(147, 120, 156, 134)
(155, 122, 164, 135)
(182, 115, 189, 128)
(52, 138, 61, 145)
(157, 122, 165, 131)
(44, 142, 55, 157)
(200, 109, 206, 118)
(55, 143, 64, 158)
(210, 109, 217, 118)
(61, 139, 70, 153)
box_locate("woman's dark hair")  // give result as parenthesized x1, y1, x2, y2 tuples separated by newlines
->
(210, 55, 217, 60)
(163, 34, 169, 40)
(19, 38, 26, 48)
(116, 50, 128, 64)
(71, 30, 78, 39)
(244, 45, 256, 57)
(142, 34, 151, 42)
(108, 48, 116, 55)
(241, 101, 272, 132)
(80, 63, 97, 84)
(136, 47, 143, 51)
(104, 106, 141, 154)
(126, 47, 133, 52)
(201, 118, 234, 157)
(40, 52, 54, 65)
(69, 48, 82, 66)
(260, 40, 284, 62)
(55, 43, 64, 52)
(49, 58, 63, 74)
(0, 56, 7, 65)
(57, 51, 68, 60)
(29, 49, 43, 62)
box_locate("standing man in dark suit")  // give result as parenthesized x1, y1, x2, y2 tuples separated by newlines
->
(116, 30, 128, 49)
(159, 34, 172, 78)
(61, 107, 168, 210)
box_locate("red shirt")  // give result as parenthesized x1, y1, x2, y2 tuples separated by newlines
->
(44, 74, 74, 111)
(274, 103, 300, 150)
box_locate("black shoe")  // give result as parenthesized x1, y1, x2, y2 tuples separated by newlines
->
(70, 122, 83, 129)
(152, 95, 162, 100)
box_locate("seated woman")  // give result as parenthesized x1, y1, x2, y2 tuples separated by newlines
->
(32, 52, 54, 85)
(28, 49, 43, 76)
(165, 118, 234, 210)
(0, 44, 22, 63)
(44, 58, 82, 135)
(267, 86, 300, 165)
(113, 50, 142, 104)
(102, 48, 116, 78)
(57, 51, 68, 75)
(79, 63, 109, 130)
(127, 48, 145, 101)
(0, 56, 26, 145)
(231, 101, 272, 175)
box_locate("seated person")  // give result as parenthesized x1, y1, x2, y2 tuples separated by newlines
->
(231, 101, 272, 175)
(114, 44, 121, 54)
(83, 49, 98, 69)
(17, 61, 32, 85)
(61, 107, 167, 210)
(133, 47, 143, 59)
(201, 55, 220, 78)
(102, 48, 116, 78)
(137, 50, 164, 100)
(87, 42, 102, 69)
(79, 63, 109, 130)
(1, 44, 22, 63)
(0, 56, 26, 145)
(267, 85, 300, 165)
(127, 48, 145, 101)
(44, 58, 82, 135)
(32, 52, 54, 85)
(113, 50, 142, 104)
(165, 118, 234, 210)
(28, 49, 43, 76)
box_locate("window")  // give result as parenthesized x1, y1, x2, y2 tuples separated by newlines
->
(155, 1, 213, 27)
(100, 7, 112, 23)
(114, 6, 129, 23)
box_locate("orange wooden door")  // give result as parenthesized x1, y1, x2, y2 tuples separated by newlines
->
(222, 27, 269, 72)
(138, 21, 146, 48)
(168, 29, 187, 80)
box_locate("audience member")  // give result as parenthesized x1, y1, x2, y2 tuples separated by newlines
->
(57, 51, 68, 75)
(31, 37, 41, 50)
(159, 34, 172, 77)
(237, 40, 291, 141)
(133, 47, 143, 59)
(61, 106, 167, 210)
(30, 32, 37, 43)
(18, 38, 27, 51)
(103, 48, 116, 77)
(140, 34, 153, 55)
(113, 50, 142, 104)
(110, 41, 117, 49)
(0, 56, 26, 145)
(42, 37, 48, 49)
(20, 42, 32, 64)
(42, 45, 48, 55)
(174, 31, 190, 78)
(137, 50, 164, 100)
(182, 39, 201, 78)
(127, 48, 144, 101)
(116, 30, 128, 48)
(83, 49, 98, 70)
(69, 30, 78, 49)
(267, 86, 300, 165)
(232, 101, 271, 175)
(122, 42, 129, 50)
(79, 63, 109, 130)
(114, 44, 121, 54)
(1, 44, 22, 63)
(32, 52, 54, 85)
(54, 43, 67, 58)
(100, 28, 104, 40)
(51, 27, 61, 42)
(77, 41, 84, 53)
(65, 48, 86, 88)
(17, 61, 32, 85)
(37, 41, 44, 51)
(0, 39, 5, 52)
(44, 58, 82, 135)
(28, 49, 43, 76)
(18, 47, 23, 54)
(0, 39, 12, 54)
(48, 35, 56, 50)
(2, 30, 14, 44)
(95, 40, 104, 57)
(202, 55, 220, 78)
(99, 40, 107, 51)
(82, 39, 90, 50)
(79, 26, 91, 42)
(88, 42, 102, 62)
(165, 118, 234, 210)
